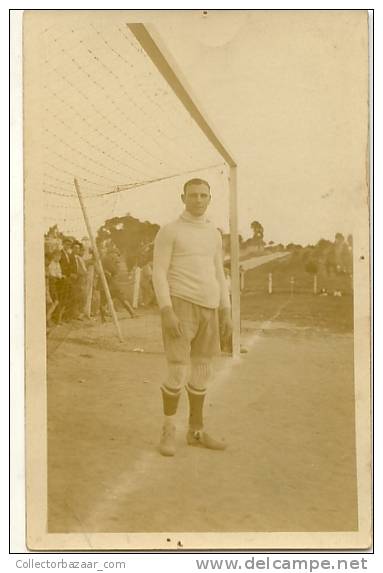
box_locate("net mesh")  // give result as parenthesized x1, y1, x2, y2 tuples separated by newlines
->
(38, 20, 227, 237)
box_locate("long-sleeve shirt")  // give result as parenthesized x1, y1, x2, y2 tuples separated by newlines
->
(48, 260, 63, 279)
(152, 211, 231, 310)
(75, 254, 87, 275)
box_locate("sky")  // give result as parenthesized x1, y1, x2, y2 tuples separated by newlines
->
(30, 10, 369, 246)
(148, 10, 369, 245)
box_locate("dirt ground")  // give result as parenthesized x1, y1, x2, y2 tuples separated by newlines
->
(47, 299, 358, 535)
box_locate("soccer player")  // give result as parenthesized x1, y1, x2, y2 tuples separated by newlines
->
(152, 178, 232, 456)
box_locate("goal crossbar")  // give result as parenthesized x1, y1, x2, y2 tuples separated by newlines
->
(127, 24, 237, 169)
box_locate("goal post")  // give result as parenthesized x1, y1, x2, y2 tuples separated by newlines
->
(74, 178, 124, 343)
(228, 166, 241, 357)
(127, 23, 241, 357)
(36, 16, 241, 356)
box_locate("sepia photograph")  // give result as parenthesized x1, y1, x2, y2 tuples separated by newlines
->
(21, 9, 371, 550)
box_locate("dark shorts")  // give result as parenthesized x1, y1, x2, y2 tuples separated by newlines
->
(162, 297, 220, 364)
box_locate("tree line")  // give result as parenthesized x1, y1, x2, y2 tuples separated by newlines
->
(45, 216, 352, 276)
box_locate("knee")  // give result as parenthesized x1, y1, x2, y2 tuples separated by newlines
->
(190, 361, 212, 391)
(166, 362, 190, 391)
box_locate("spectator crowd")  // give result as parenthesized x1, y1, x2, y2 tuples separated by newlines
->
(44, 233, 156, 331)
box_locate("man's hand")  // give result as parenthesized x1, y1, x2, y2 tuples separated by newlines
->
(161, 306, 183, 338)
(219, 307, 233, 340)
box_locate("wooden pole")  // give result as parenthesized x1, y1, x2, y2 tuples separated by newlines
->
(240, 266, 245, 292)
(84, 264, 94, 318)
(73, 178, 124, 342)
(229, 166, 240, 358)
(268, 273, 273, 294)
(313, 274, 318, 295)
(132, 266, 141, 309)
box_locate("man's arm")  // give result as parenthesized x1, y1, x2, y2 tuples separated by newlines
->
(214, 234, 231, 310)
(214, 234, 232, 339)
(152, 226, 174, 310)
(152, 226, 183, 338)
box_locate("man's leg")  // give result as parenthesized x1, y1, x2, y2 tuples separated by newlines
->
(120, 297, 137, 318)
(186, 361, 210, 431)
(186, 307, 226, 450)
(186, 361, 226, 450)
(59, 278, 71, 322)
(111, 278, 137, 318)
(159, 297, 195, 457)
(159, 362, 189, 457)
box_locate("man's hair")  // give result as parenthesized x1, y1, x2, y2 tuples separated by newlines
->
(183, 178, 211, 195)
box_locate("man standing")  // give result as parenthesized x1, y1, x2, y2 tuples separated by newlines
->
(59, 238, 78, 321)
(153, 178, 232, 457)
(99, 247, 137, 321)
(72, 242, 88, 319)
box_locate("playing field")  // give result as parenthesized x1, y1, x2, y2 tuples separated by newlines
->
(47, 285, 357, 536)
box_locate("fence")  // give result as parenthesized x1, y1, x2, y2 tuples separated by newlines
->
(241, 255, 353, 297)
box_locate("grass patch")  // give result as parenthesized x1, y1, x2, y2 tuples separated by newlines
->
(241, 254, 353, 333)
(241, 292, 353, 333)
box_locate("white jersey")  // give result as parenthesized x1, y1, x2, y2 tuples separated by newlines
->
(152, 211, 231, 310)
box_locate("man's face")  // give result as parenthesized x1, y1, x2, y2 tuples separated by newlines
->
(63, 242, 72, 253)
(182, 182, 211, 217)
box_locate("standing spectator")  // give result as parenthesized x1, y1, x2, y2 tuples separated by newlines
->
(220, 267, 233, 354)
(59, 238, 78, 321)
(45, 252, 58, 328)
(346, 235, 354, 276)
(48, 249, 64, 324)
(239, 265, 245, 292)
(72, 242, 88, 319)
(224, 266, 232, 298)
(98, 248, 137, 321)
(334, 233, 347, 274)
(140, 261, 156, 307)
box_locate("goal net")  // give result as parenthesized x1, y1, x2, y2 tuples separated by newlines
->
(33, 16, 230, 237)
(24, 11, 239, 354)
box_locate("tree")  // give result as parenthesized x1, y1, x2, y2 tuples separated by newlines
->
(250, 221, 264, 244)
(305, 259, 318, 275)
(97, 214, 160, 270)
(45, 224, 60, 238)
(286, 243, 303, 252)
(315, 238, 332, 253)
(250, 221, 264, 248)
